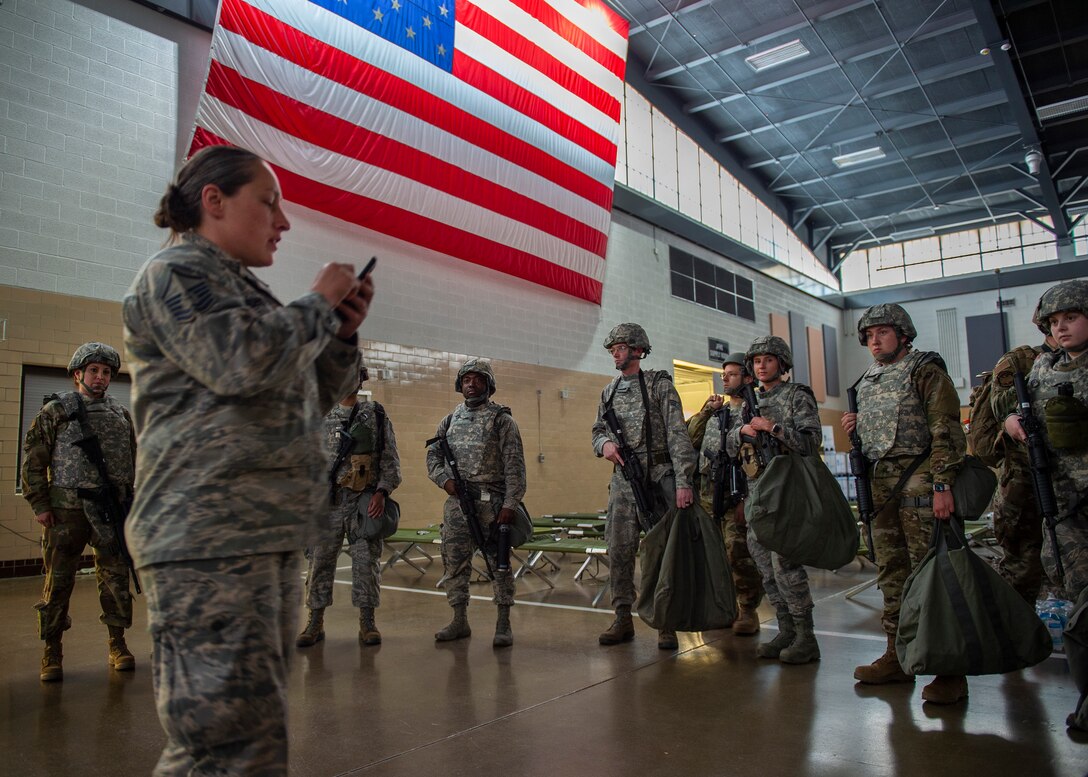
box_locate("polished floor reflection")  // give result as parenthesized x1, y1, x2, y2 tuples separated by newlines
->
(2, 552, 1084, 776)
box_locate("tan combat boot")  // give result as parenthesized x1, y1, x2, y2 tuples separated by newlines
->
(854, 634, 915, 684)
(107, 625, 135, 671)
(296, 608, 325, 647)
(435, 605, 471, 642)
(493, 605, 513, 648)
(598, 606, 635, 645)
(732, 605, 761, 636)
(922, 675, 968, 704)
(40, 638, 63, 682)
(359, 608, 381, 646)
(756, 606, 795, 659)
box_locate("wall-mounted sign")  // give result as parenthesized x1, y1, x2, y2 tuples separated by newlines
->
(708, 338, 730, 363)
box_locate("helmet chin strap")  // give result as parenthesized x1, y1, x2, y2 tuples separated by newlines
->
(78, 378, 106, 397)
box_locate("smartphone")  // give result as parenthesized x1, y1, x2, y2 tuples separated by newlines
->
(358, 256, 377, 280)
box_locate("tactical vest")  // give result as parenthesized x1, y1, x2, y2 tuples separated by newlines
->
(327, 402, 383, 491)
(50, 392, 135, 489)
(605, 370, 670, 457)
(1027, 351, 1088, 515)
(444, 402, 510, 482)
(855, 350, 938, 461)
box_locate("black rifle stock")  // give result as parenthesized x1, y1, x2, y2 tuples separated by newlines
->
(1013, 371, 1064, 583)
(739, 384, 779, 469)
(709, 407, 731, 521)
(601, 406, 656, 531)
(70, 397, 141, 594)
(426, 432, 497, 580)
(847, 388, 877, 563)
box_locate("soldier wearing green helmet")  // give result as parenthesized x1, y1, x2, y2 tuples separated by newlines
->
(843, 303, 967, 704)
(592, 323, 697, 650)
(998, 279, 1088, 732)
(21, 342, 137, 682)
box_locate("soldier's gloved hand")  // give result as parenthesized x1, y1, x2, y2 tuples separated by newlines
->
(497, 507, 515, 525)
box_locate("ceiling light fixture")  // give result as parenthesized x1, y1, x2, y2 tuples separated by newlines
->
(744, 39, 810, 72)
(889, 226, 936, 241)
(832, 146, 886, 168)
(1036, 95, 1088, 122)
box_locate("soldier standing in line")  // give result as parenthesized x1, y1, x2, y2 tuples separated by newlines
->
(426, 358, 527, 648)
(842, 303, 967, 705)
(976, 309, 1057, 604)
(998, 279, 1088, 732)
(726, 336, 821, 664)
(690, 352, 764, 636)
(124, 145, 368, 776)
(21, 342, 137, 682)
(591, 323, 697, 650)
(297, 366, 402, 648)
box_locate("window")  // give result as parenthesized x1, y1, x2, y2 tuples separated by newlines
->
(670, 247, 756, 321)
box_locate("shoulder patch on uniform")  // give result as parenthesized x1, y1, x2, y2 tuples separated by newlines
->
(160, 266, 215, 324)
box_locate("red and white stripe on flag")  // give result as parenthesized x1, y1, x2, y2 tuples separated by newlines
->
(191, 0, 629, 304)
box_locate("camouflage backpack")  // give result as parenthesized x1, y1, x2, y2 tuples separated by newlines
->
(967, 345, 1038, 467)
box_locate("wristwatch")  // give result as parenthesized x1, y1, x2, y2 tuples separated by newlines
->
(771, 423, 782, 436)
(932, 483, 947, 493)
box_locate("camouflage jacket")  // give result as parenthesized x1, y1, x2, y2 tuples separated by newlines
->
(121, 233, 361, 568)
(426, 401, 527, 510)
(984, 344, 1043, 475)
(326, 401, 402, 495)
(725, 381, 821, 463)
(854, 351, 965, 486)
(698, 399, 742, 476)
(21, 392, 137, 515)
(591, 369, 697, 490)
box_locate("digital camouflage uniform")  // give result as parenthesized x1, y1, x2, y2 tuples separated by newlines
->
(984, 345, 1046, 604)
(592, 369, 697, 611)
(123, 232, 361, 777)
(426, 400, 527, 608)
(855, 349, 966, 636)
(692, 403, 764, 612)
(305, 401, 402, 610)
(21, 391, 136, 639)
(726, 382, 821, 618)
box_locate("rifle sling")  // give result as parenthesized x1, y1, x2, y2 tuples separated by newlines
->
(328, 401, 362, 491)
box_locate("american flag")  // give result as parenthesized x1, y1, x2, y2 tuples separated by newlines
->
(191, 0, 629, 304)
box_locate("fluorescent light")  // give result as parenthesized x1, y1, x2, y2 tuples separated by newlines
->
(832, 146, 887, 168)
(889, 226, 936, 241)
(744, 39, 810, 72)
(1036, 95, 1088, 121)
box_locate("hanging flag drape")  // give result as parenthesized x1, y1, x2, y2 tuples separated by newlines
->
(191, 0, 629, 304)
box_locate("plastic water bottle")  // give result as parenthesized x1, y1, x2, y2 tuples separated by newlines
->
(1037, 595, 1065, 653)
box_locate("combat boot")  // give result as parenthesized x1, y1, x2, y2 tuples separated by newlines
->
(435, 605, 471, 642)
(921, 675, 968, 705)
(731, 605, 761, 636)
(598, 606, 635, 645)
(40, 638, 63, 682)
(657, 629, 678, 650)
(854, 634, 914, 684)
(779, 611, 820, 664)
(493, 605, 513, 648)
(296, 608, 325, 647)
(756, 607, 795, 659)
(107, 625, 135, 671)
(359, 608, 381, 646)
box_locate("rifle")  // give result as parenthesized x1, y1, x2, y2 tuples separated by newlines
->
(69, 395, 141, 595)
(709, 407, 731, 520)
(739, 384, 779, 470)
(1013, 371, 1064, 583)
(328, 403, 361, 504)
(847, 388, 877, 563)
(426, 431, 498, 580)
(601, 405, 657, 531)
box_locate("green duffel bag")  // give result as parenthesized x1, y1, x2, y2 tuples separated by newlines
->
(637, 503, 736, 632)
(350, 490, 401, 542)
(951, 455, 998, 521)
(896, 518, 1052, 676)
(745, 453, 860, 570)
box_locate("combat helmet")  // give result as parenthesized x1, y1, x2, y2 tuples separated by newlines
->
(68, 342, 120, 374)
(603, 323, 651, 356)
(456, 358, 496, 396)
(1031, 301, 1049, 336)
(1035, 279, 1088, 331)
(721, 352, 748, 374)
(745, 336, 793, 373)
(856, 303, 917, 345)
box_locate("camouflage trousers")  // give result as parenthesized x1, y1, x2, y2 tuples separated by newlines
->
(304, 489, 382, 610)
(606, 470, 674, 611)
(144, 552, 301, 777)
(35, 506, 132, 639)
(745, 524, 812, 617)
(441, 495, 514, 607)
(699, 493, 763, 610)
(871, 471, 935, 636)
(992, 467, 1044, 604)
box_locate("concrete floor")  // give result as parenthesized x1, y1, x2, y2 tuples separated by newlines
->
(1, 550, 1085, 777)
